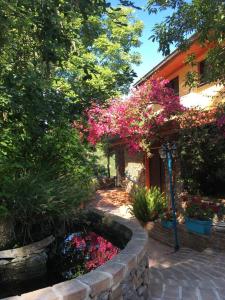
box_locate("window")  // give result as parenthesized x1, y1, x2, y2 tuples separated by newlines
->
(166, 76, 179, 95)
(199, 60, 209, 85)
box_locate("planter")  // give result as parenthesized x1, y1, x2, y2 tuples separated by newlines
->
(0, 210, 150, 300)
(161, 220, 174, 229)
(185, 218, 212, 235)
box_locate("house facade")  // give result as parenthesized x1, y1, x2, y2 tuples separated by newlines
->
(111, 40, 224, 194)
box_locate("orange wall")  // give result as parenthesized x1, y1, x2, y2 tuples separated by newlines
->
(144, 42, 224, 108)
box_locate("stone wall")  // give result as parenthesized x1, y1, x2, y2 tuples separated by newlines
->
(115, 147, 125, 187)
(123, 150, 145, 193)
(3, 211, 150, 300)
(146, 220, 225, 252)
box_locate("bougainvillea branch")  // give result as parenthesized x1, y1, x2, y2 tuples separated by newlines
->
(178, 104, 225, 137)
(86, 78, 184, 151)
(85, 77, 225, 151)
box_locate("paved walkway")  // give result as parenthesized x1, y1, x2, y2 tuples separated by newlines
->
(89, 188, 133, 218)
(91, 188, 225, 300)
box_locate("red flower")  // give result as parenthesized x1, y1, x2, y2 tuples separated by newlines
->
(71, 231, 119, 271)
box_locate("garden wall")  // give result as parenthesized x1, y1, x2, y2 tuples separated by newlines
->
(146, 221, 225, 252)
(123, 151, 145, 193)
(3, 210, 150, 300)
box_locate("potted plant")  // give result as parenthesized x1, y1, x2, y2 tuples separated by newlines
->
(130, 186, 167, 223)
(184, 197, 217, 235)
(160, 209, 175, 229)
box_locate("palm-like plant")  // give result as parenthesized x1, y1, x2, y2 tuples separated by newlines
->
(130, 186, 167, 223)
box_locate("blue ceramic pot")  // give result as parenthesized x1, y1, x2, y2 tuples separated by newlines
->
(161, 220, 174, 229)
(185, 217, 212, 235)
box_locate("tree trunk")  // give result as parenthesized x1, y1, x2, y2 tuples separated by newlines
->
(107, 154, 110, 178)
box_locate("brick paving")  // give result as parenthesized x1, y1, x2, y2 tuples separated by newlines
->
(149, 248, 225, 300)
(91, 188, 225, 300)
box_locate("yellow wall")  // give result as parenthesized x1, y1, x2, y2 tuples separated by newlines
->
(166, 53, 224, 108)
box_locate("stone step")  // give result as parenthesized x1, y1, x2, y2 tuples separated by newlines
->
(150, 276, 225, 290)
(149, 284, 225, 300)
(155, 249, 225, 271)
(162, 252, 225, 267)
(150, 263, 225, 283)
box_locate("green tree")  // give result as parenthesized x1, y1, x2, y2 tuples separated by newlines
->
(55, 7, 143, 113)
(0, 1, 142, 242)
(147, 0, 225, 85)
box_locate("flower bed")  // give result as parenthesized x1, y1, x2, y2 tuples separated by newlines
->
(2, 210, 149, 300)
(60, 231, 120, 280)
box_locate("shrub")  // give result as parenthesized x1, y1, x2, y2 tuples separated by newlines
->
(130, 186, 167, 223)
(178, 106, 225, 197)
(0, 126, 95, 243)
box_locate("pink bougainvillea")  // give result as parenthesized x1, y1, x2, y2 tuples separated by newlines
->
(86, 78, 184, 151)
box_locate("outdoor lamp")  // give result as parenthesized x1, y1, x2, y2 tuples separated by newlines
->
(159, 142, 177, 160)
(159, 141, 179, 251)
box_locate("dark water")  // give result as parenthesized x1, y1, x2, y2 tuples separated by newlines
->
(0, 216, 127, 299)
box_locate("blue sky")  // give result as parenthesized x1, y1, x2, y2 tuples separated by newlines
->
(111, 0, 174, 82)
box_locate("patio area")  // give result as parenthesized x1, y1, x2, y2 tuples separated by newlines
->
(91, 188, 225, 300)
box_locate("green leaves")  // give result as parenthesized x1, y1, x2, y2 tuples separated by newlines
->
(178, 115, 225, 197)
(0, 205, 9, 219)
(0, 0, 142, 243)
(130, 186, 167, 223)
(147, 0, 225, 85)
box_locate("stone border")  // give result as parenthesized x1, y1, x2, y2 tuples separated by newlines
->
(2, 209, 149, 300)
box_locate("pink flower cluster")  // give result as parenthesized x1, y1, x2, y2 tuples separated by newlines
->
(217, 115, 225, 136)
(72, 232, 119, 271)
(86, 78, 184, 151)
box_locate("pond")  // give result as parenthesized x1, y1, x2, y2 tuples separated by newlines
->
(0, 212, 128, 299)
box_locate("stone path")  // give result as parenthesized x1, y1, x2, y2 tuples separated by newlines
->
(91, 189, 225, 300)
(89, 188, 133, 219)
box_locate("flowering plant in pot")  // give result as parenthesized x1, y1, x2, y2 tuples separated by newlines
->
(160, 209, 175, 229)
(184, 197, 218, 235)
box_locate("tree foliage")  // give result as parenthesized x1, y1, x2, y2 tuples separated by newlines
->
(178, 105, 225, 197)
(59, 7, 143, 112)
(0, 0, 142, 240)
(147, 0, 225, 84)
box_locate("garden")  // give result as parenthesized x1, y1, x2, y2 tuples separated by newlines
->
(0, 1, 144, 298)
(0, 0, 224, 299)
(86, 74, 225, 234)
(87, 77, 225, 236)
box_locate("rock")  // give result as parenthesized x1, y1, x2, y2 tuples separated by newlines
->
(0, 251, 48, 283)
(0, 259, 9, 265)
(0, 218, 14, 249)
(0, 235, 55, 259)
(0, 236, 54, 283)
